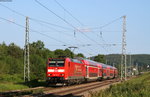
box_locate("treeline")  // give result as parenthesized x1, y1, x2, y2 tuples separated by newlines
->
(105, 54, 150, 72)
(0, 40, 85, 81)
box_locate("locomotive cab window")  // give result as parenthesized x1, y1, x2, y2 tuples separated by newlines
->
(49, 59, 65, 67)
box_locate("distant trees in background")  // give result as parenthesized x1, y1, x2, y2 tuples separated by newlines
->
(94, 54, 105, 63)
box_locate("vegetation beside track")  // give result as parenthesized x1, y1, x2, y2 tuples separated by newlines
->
(0, 75, 45, 96)
(0, 74, 28, 92)
(90, 72, 150, 97)
(0, 82, 28, 92)
(0, 74, 47, 92)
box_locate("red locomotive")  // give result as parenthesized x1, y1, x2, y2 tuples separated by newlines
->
(46, 57, 118, 86)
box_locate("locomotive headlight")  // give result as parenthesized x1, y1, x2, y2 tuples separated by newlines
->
(48, 74, 52, 76)
(60, 74, 64, 76)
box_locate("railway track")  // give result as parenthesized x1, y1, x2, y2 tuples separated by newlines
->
(0, 79, 120, 97)
(35, 79, 120, 97)
(43, 81, 111, 96)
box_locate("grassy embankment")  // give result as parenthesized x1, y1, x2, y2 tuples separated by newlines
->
(0, 74, 28, 92)
(0, 74, 46, 92)
(90, 72, 150, 97)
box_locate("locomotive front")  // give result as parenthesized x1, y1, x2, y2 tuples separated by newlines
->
(46, 58, 67, 85)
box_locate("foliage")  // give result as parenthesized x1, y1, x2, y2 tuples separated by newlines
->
(64, 48, 74, 58)
(30, 40, 45, 50)
(76, 53, 85, 58)
(94, 54, 105, 63)
(0, 43, 23, 75)
(7, 43, 23, 58)
(91, 72, 150, 97)
(0, 74, 23, 82)
(54, 49, 65, 57)
(0, 82, 28, 92)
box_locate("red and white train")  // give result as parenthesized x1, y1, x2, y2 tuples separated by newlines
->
(46, 57, 118, 85)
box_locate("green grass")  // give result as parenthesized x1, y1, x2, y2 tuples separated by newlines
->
(0, 82, 44, 96)
(0, 75, 46, 96)
(0, 74, 46, 92)
(90, 72, 150, 97)
(0, 82, 29, 92)
(0, 74, 29, 92)
(0, 80, 46, 92)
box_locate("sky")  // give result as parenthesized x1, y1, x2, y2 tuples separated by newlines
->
(0, 0, 150, 57)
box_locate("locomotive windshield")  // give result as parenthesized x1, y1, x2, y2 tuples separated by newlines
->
(49, 59, 65, 67)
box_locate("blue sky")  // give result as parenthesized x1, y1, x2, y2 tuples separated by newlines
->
(0, 0, 150, 57)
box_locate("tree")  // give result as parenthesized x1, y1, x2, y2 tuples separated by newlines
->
(94, 54, 105, 63)
(0, 42, 7, 57)
(64, 48, 74, 58)
(54, 49, 65, 57)
(76, 53, 85, 58)
(30, 40, 44, 50)
(30, 55, 45, 80)
(7, 43, 23, 58)
(41, 48, 56, 59)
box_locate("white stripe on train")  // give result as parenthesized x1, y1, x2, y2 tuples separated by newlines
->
(48, 69, 65, 72)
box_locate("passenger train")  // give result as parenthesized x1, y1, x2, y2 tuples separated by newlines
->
(46, 57, 118, 86)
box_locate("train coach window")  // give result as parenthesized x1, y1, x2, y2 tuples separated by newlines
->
(49, 60, 64, 67)
(103, 73, 106, 76)
(110, 73, 113, 76)
(71, 59, 82, 64)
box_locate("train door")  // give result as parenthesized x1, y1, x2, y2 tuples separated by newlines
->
(106, 68, 110, 79)
(86, 66, 89, 78)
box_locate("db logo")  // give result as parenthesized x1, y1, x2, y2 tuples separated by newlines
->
(54, 69, 58, 72)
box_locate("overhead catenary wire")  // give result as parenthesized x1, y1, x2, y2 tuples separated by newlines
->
(82, 30, 122, 33)
(0, 3, 77, 43)
(0, 3, 77, 41)
(48, 43, 121, 47)
(0, 1, 113, 54)
(91, 17, 122, 48)
(92, 16, 123, 29)
(0, 3, 72, 31)
(53, 0, 84, 26)
(0, 2, 122, 56)
(0, 16, 97, 56)
(30, 17, 99, 54)
(89, 16, 123, 47)
(0, 3, 26, 17)
(35, 0, 76, 30)
(35, 0, 110, 53)
(29, 18, 72, 31)
(30, 22, 98, 54)
(0, 3, 78, 46)
(0, 3, 99, 56)
(89, 16, 123, 53)
(35, 0, 105, 54)
(0, 17, 68, 44)
(30, 20, 73, 37)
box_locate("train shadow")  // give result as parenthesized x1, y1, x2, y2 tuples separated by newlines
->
(17, 79, 46, 88)
(36, 93, 83, 97)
